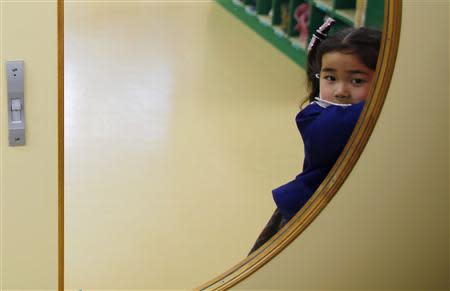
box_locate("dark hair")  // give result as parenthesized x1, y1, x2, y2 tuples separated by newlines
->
(305, 27, 382, 104)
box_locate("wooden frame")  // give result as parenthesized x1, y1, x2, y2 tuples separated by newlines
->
(58, 0, 64, 290)
(195, 0, 402, 289)
(57, 0, 401, 289)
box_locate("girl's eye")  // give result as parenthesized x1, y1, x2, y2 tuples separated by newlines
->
(324, 75, 335, 81)
(352, 78, 366, 85)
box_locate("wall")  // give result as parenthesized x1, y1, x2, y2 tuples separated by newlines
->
(0, 1, 58, 288)
(63, 1, 306, 288)
(236, 1, 449, 289)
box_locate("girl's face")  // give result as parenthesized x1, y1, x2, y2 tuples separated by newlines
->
(319, 52, 375, 104)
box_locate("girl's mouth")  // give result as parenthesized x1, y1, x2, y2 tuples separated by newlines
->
(334, 96, 351, 103)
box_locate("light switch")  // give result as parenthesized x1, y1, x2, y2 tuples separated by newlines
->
(7, 61, 26, 146)
(11, 99, 22, 111)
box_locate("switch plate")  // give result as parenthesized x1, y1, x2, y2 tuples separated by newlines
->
(6, 61, 25, 146)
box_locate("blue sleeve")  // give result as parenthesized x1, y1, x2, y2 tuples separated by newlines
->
(302, 102, 364, 169)
(272, 168, 329, 221)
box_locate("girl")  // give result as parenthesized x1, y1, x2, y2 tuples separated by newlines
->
(249, 19, 382, 255)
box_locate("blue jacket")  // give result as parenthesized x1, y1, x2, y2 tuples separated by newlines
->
(272, 101, 365, 220)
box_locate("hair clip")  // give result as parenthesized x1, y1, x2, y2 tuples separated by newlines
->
(315, 73, 320, 79)
(307, 17, 336, 53)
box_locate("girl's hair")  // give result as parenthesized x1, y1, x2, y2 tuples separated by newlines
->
(303, 27, 382, 105)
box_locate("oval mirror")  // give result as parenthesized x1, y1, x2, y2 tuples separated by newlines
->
(62, 0, 399, 289)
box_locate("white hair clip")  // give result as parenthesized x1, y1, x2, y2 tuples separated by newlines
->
(315, 73, 320, 79)
(307, 17, 336, 52)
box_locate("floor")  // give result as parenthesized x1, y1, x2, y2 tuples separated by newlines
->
(65, 1, 305, 289)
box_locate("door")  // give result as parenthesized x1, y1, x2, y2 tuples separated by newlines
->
(0, 0, 61, 288)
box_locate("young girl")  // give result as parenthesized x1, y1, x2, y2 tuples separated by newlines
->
(249, 19, 381, 255)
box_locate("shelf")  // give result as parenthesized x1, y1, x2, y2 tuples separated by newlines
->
(313, 0, 333, 13)
(272, 0, 290, 25)
(365, 0, 384, 29)
(329, 17, 352, 35)
(232, 0, 245, 6)
(245, 5, 257, 16)
(334, 8, 356, 26)
(310, 1, 355, 27)
(220, 0, 306, 67)
(273, 25, 288, 38)
(219, 0, 383, 69)
(334, 0, 356, 9)
(256, 0, 272, 14)
(290, 37, 307, 49)
(287, 0, 306, 37)
(258, 14, 272, 26)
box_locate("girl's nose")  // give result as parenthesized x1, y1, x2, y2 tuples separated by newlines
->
(334, 83, 350, 98)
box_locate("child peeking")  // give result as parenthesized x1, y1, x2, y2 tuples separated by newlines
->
(249, 18, 382, 255)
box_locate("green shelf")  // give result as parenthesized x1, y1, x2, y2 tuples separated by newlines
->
(218, 0, 383, 69)
(311, 0, 355, 27)
(333, 8, 356, 26)
(335, 9, 356, 21)
(334, 0, 356, 9)
(313, 0, 333, 13)
(287, 0, 306, 36)
(365, 0, 384, 29)
(219, 0, 306, 68)
(272, 0, 290, 25)
(256, 0, 272, 14)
